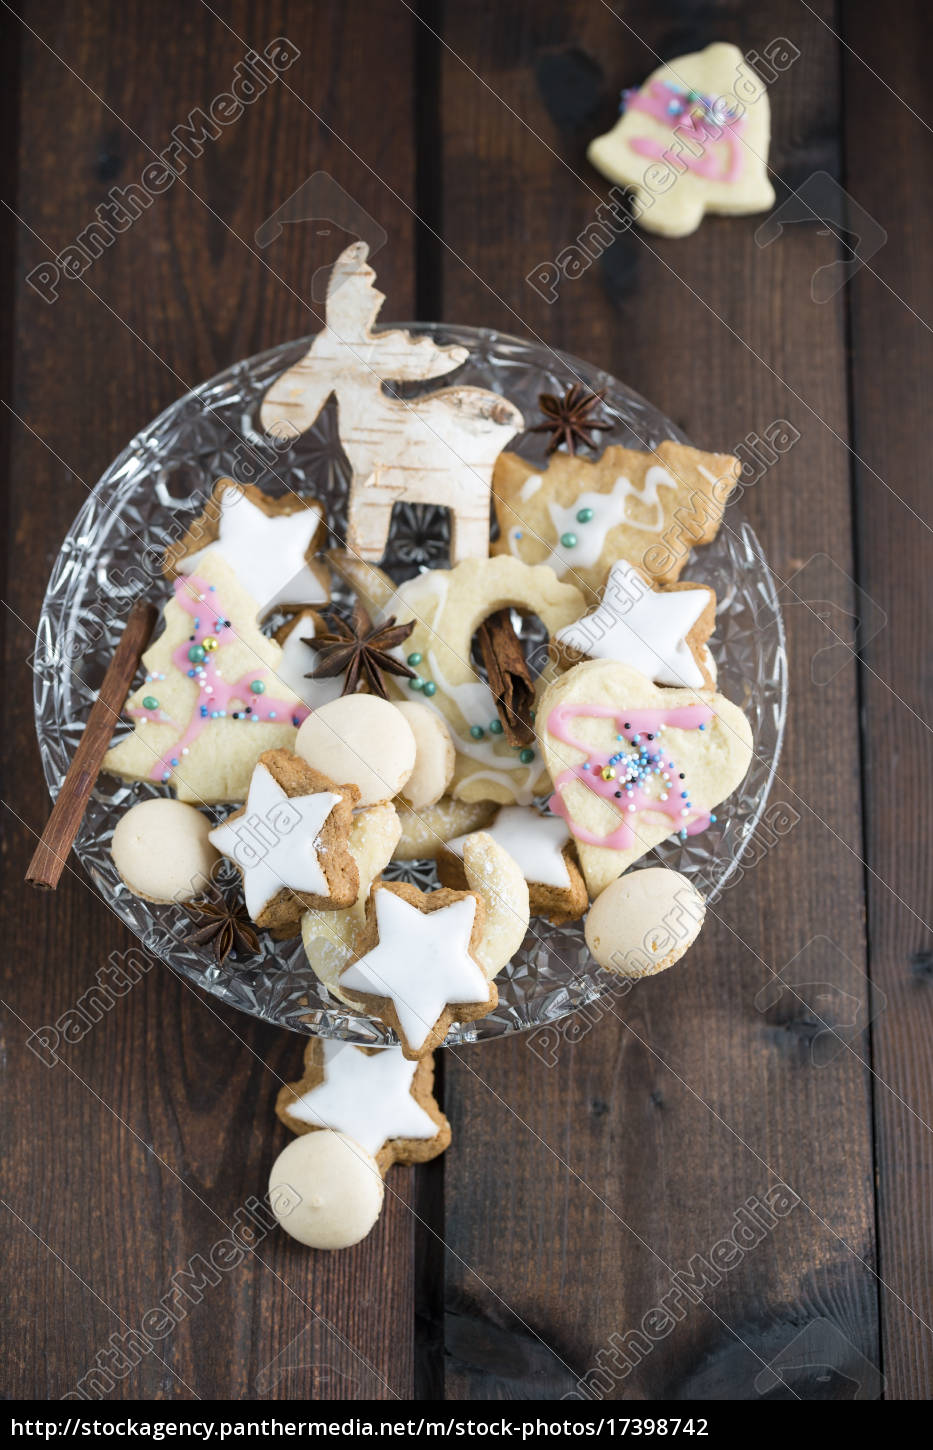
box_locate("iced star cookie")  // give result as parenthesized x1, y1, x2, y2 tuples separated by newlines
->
(588, 42, 776, 238)
(438, 804, 588, 925)
(378, 557, 585, 805)
(302, 801, 401, 989)
(208, 749, 359, 933)
(555, 559, 716, 689)
(492, 441, 741, 593)
(164, 479, 330, 621)
(273, 611, 347, 711)
(338, 880, 495, 1059)
(104, 553, 308, 804)
(537, 658, 753, 897)
(276, 1039, 450, 1173)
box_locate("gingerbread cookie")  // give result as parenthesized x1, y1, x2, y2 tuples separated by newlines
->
(378, 557, 585, 805)
(338, 880, 495, 1059)
(164, 479, 330, 621)
(276, 1039, 450, 1173)
(392, 796, 498, 862)
(296, 694, 416, 808)
(555, 559, 716, 690)
(302, 801, 401, 989)
(537, 659, 753, 897)
(492, 441, 740, 593)
(588, 42, 775, 238)
(208, 749, 359, 932)
(104, 553, 307, 804)
(585, 867, 705, 978)
(439, 805, 588, 925)
(269, 1131, 384, 1251)
(111, 798, 219, 903)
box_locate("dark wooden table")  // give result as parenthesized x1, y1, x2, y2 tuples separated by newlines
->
(2, 0, 930, 1403)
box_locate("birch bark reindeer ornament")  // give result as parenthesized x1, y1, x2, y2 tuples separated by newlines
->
(260, 242, 524, 564)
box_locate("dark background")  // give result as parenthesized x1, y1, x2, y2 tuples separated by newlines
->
(1, 0, 930, 1402)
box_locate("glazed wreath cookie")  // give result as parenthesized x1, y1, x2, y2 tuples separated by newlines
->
(276, 1040, 450, 1173)
(379, 556, 585, 805)
(537, 658, 753, 897)
(164, 479, 330, 621)
(588, 42, 776, 238)
(209, 749, 359, 933)
(492, 440, 741, 593)
(554, 558, 717, 690)
(104, 552, 307, 804)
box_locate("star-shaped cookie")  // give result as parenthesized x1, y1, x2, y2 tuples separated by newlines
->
(209, 749, 359, 933)
(555, 559, 716, 689)
(588, 42, 776, 237)
(165, 479, 330, 620)
(339, 880, 495, 1058)
(491, 440, 741, 593)
(276, 1039, 450, 1172)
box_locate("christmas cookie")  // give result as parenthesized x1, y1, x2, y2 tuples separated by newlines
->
(459, 832, 530, 979)
(208, 749, 359, 933)
(395, 702, 456, 811)
(296, 694, 416, 808)
(111, 797, 219, 903)
(164, 479, 329, 621)
(588, 42, 775, 238)
(104, 553, 307, 804)
(274, 611, 346, 711)
(492, 441, 740, 593)
(537, 658, 753, 897)
(439, 805, 588, 925)
(269, 1130, 384, 1251)
(338, 880, 495, 1058)
(585, 867, 706, 978)
(276, 1040, 450, 1172)
(378, 557, 585, 805)
(555, 559, 716, 689)
(302, 801, 401, 989)
(392, 796, 498, 862)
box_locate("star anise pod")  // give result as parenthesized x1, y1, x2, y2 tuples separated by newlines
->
(307, 599, 417, 700)
(530, 383, 612, 456)
(183, 887, 260, 965)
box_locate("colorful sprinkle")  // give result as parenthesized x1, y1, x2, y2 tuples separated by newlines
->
(519, 748, 535, 765)
(188, 644, 206, 664)
(489, 719, 504, 735)
(560, 532, 578, 549)
(409, 677, 424, 691)
(422, 681, 437, 697)
(250, 680, 265, 695)
(142, 695, 159, 711)
(576, 507, 594, 524)
(407, 652, 422, 666)
(470, 725, 485, 739)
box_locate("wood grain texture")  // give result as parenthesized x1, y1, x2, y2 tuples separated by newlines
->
(2, 0, 418, 1401)
(843, 0, 933, 1401)
(435, 0, 879, 1400)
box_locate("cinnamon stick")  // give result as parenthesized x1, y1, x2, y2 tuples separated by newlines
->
(476, 608, 536, 748)
(26, 598, 158, 890)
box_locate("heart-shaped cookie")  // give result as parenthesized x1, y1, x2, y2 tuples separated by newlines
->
(537, 659, 753, 897)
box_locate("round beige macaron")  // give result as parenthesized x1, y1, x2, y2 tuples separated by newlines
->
(268, 1130, 385, 1250)
(296, 695, 416, 808)
(585, 867, 705, 979)
(111, 797, 219, 903)
(394, 702, 455, 811)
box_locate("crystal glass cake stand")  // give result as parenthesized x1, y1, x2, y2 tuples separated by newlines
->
(33, 326, 787, 1044)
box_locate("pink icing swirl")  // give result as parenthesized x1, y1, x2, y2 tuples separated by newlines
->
(625, 80, 745, 184)
(547, 701, 714, 851)
(129, 574, 310, 784)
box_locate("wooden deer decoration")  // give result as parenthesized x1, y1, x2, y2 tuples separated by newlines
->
(260, 242, 524, 564)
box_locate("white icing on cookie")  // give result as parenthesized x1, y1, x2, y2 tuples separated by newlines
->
(209, 762, 341, 919)
(277, 612, 345, 710)
(519, 474, 542, 502)
(448, 805, 572, 890)
(286, 1041, 437, 1154)
(341, 888, 487, 1052)
(556, 560, 710, 688)
(178, 490, 326, 619)
(541, 469, 678, 577)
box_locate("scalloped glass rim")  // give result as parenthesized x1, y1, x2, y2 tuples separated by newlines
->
(33, 324, 787, 1045)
